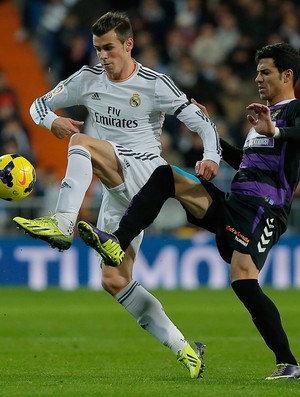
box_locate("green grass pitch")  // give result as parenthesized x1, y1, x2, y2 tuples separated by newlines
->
(0, 288, 299, 396)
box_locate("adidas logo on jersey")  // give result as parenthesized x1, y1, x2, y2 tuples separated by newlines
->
(91, 92, 101, 100)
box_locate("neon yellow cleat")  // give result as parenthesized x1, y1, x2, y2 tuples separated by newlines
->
(13, 215, 73, 251)
(77, 220, 125, 266)
(177, 342, 205, 379)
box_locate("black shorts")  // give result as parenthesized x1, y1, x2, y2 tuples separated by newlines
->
(182, 181, 283, 270)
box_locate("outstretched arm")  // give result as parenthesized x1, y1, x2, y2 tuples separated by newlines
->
(189, 99, 220, 178)
(219, 139, 243, 170)
(175, 102, 221, 179)
(191, 98, 243, 171)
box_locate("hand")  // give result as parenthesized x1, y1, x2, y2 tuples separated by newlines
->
(51, 117, 84, 139)
(195, 159, 219, 181)
(246, 103, 275, 137)
(191, 98, 209, 117)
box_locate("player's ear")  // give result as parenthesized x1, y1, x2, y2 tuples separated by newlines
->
(284, 69, 293, 83)
(125, 38, 134, 52)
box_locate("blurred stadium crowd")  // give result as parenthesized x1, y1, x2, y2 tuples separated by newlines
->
(1, 0, 300, 235)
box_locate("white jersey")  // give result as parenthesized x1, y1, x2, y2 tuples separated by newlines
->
(30, 62, 222, 164)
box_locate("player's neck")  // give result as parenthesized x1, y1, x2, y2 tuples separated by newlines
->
(108, 59, 137, 82)
(267, 88, 295, 106)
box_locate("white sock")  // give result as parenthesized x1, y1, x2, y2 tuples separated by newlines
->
(54, 145, 93, 233)
(116, 280, 188, 355)
(54, 212, 77, 236)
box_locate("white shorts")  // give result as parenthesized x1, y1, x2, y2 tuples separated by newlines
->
(96, 142, 167, 255)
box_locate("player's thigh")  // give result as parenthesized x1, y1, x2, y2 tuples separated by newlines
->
(172, 166, 212, 219)
(230, 250, 259, 281)
(70, 133, 123, 187)
(101, 244, 136, 296)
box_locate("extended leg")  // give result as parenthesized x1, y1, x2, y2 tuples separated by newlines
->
(77, 164, 211, 265)
(13, 136, 122, 250)
(230, 251, 299, 380)
(115, 164, 175, 250)
(101, 248, 205, 379)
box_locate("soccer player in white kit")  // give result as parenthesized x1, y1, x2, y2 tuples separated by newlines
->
(14, 11, 222, 378)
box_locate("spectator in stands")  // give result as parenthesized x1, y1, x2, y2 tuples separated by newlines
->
(279, 12, 300, 50)
(0, 69, 20, 132)
(0, 115, 33, 161)
(190, 23, 226, 68)
(15, 0, 43, 42)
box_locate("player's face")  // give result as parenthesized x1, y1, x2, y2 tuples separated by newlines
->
(255, 58, 289, 105)
(93, 30, 133, 80)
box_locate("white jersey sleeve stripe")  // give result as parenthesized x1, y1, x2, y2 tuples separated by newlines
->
(36, 97, 47, 120)
(137, 70, 157, 80)
(138, 66, 183, 98)
(63, 65, 104, 86)
(159, 74, 183, 97)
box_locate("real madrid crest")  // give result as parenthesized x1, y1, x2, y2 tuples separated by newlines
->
(130, 93, 141, 107)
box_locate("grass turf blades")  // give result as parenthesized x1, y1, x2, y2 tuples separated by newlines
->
(1, 288, 299, 397)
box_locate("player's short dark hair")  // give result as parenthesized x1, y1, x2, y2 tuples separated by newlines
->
(92, 11, 133, 44)
(255, 43, 300, 85)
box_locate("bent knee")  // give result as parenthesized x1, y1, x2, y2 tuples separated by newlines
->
(230, 252, 259, 281)
(101, 273, 131, 297)
(69, 133, 89, 148)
